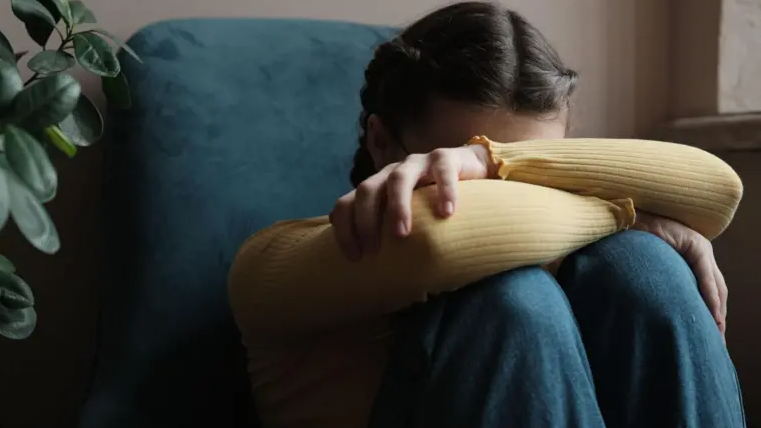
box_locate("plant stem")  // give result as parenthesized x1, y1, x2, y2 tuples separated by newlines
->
(23, 73, 39, 86)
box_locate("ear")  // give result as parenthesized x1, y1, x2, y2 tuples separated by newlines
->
(366, 114, 394, 170)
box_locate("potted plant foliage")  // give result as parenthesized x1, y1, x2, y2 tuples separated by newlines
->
(0, 0, 139, 339)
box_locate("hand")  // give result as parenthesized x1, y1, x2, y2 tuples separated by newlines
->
(330, 144, 493, 261)
(632, 212, 728, 340)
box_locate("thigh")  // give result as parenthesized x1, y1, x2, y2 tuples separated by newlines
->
(370, 266, 601, 428)
(555, 230, 744, 428)
(557, 229, 711, 332)
(395, 266, 576, 371)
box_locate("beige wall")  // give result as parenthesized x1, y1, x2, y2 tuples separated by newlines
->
(2, 0, 672, 137)
(669, 0, 722, 117)
(719, 0, 761, 113)
(3, 1, 740, 428)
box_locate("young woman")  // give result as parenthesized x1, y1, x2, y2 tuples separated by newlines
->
(229, 2, 746, 427)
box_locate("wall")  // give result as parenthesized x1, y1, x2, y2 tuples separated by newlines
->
(669, 0, 721, 117)
(1, 0, 672, 136)
(0, 1, 682, 427)
(719, 0, 761, 113)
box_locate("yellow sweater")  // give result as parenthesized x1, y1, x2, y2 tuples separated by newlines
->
(228, 137, 742, 428)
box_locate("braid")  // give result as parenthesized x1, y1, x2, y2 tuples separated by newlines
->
(349, 3, 578, 185)
(350, 38, 425, 188)
(507, 10, 578, 113)
(350, 111, 376, 188)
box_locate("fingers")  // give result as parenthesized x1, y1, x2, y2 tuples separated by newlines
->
(685, 237, 725, 337)
(429, 149, 460, 217)
(695, 250, 722, 322)
(386, 154, 429, 237)
(715, 262, 728, 338)
(353, 168, 391, 255)
(696, 256, 725, 341)
(331, 192, 362, 261)
(332, 145, 476, 259)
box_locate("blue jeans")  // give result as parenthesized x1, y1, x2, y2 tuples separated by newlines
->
(369, 230, 746, 428)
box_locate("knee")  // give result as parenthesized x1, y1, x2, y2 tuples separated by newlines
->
(559, 230, 704, 324)
(461, 267, 578, 338)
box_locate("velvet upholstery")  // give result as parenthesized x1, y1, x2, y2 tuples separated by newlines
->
(77, 18, 394, 428)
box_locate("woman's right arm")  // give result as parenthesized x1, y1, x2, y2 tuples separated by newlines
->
(228, 181, 633, 340)
(471, 136, 743, 240)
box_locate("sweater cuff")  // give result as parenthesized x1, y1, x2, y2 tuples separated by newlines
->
(466, 135, 511, 179)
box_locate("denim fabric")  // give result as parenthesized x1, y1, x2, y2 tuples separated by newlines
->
(370, 230, 746, 428)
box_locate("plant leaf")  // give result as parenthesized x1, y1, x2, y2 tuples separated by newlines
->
(0, 255, 15, 274)
(0, 305, 37, 340)
(44, 125, 77, 157)
(0, 269, 35, 340)
(72, 32, 119, 77)
(88, 28, 141, 63)
(0, 30, 15, 64)
(0, 59, 24, 111)
(69, 0, 96, 24)
(48, 0, 73, 28)
(0, 271, 33, 310)
(11, 0, 57, 26)
(58, 93, 103, 146)
(4, 124, 58, 202)
(1, 157, 60, 254)
(102, 72, 131, 109)
(11, 73, 81, 131)
(0, 273, 36, 339)
(0, 152, 11, 231)
(27, 50, 76, 74)
(11, 0, 61, 47)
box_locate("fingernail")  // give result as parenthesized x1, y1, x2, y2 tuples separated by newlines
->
(397, 220, 408, 236)
(440, 201, 454, 217)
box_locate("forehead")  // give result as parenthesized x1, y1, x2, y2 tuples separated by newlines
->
(403, 99, 567, 152)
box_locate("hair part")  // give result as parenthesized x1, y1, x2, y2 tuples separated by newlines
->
(351, 1, 578, 187)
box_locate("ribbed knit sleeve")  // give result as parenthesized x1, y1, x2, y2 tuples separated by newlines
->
(229, 181, 634, 339)
(468, 136, 743, 240)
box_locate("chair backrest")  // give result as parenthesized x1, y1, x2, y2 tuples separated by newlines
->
(77, 18, 394, 428)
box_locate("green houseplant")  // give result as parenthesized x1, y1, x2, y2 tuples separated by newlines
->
(0, 0, 140, 340)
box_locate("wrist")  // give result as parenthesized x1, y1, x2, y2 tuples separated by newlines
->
(468, 143, 498, 179)
(633, 211, 692, 250)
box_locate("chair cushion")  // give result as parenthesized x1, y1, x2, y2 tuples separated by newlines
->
(77, 18, 394, 428)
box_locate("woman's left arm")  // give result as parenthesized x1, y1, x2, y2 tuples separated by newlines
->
(470, 136, 744, 241)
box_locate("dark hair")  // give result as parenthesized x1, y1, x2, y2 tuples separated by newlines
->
(350, 1, 578, 187)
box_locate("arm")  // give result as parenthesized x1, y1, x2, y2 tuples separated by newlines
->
(229, 180, 634, 339)
(469, 136, 743, 240)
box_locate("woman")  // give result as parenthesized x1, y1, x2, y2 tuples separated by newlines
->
(229, 2, 745, 427)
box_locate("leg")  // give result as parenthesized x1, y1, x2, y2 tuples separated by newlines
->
(370, 267, 606, 428)
(557, 230, 746, 428)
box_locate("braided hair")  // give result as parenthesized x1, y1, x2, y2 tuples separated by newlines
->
(350, 1, 577, 187)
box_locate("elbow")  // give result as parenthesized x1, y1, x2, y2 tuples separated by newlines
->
(703, 156, 744, 240)
(228, 254, 282, 341)
(725, 165, 744, 214)
(718, 156, 744, 224)
(227, 246, 254, 328)
(227, 233, 274, 340)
